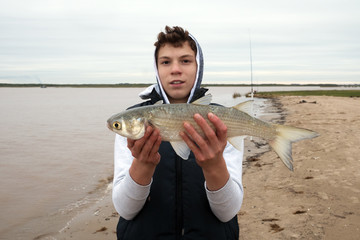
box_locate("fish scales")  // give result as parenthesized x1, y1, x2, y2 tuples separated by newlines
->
(142, 104, 277, 142)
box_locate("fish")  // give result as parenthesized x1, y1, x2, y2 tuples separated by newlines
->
(107, 94, 319, 171)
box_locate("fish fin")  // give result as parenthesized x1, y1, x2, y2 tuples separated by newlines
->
(170, 141, 191, 160)
(191, 94, 212, 105)
(154, 100, 163, 105)
(269, 125, 319, 171)
(228, 136, 246, 152)
(232, 100, 254, 116)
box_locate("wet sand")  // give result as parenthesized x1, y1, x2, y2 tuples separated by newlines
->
(53, 96, 360, 239)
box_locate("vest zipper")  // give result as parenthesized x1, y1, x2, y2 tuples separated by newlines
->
(175, 156, 183, 239)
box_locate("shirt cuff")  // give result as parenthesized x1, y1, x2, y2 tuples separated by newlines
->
(205, 178, 234, 204)
(124, 170, 152, 200)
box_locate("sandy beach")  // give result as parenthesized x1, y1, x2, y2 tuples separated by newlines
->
(52, 95, 360, 239)
(238, 96, 360, 240)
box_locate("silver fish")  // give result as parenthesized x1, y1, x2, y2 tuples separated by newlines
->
(107, 94, 319, 171)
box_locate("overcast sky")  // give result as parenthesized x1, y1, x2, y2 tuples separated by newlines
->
(1, 0, 359, 85)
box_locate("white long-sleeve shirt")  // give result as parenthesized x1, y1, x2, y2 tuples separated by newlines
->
(112, 134, 244, 222)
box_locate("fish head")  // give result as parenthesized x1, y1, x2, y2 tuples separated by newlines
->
(107, 113, 146, 140)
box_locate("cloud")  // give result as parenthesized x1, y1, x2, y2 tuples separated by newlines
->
(0, 0, 359, 84)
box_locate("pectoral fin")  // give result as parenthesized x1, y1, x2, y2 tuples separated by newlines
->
(170, 141, 191, 160)
(191, 94, 212, 105)
(154, 100, 164, 105)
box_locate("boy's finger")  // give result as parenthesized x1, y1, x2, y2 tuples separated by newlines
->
(193, 113, 218, 142)
(127, 139, 135, 148)
(208, 113, 227, 141)
(150, 135, 162, 156)
(129, 126, 153, 154)
(183, 121, 212, 157)
(180, 130, 201, 156)
(141, 128, 160, 156)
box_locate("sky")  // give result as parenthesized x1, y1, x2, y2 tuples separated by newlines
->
(0, 0, 359, 85)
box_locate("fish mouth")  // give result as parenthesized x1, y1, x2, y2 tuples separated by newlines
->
(106, 121, 113, 131)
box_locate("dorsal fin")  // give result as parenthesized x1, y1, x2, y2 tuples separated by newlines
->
(233, 100, 254, 115)
(191, 94, 212, 105)
(154, 100, 163, 105)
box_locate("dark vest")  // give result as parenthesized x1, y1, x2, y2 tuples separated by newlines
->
(116, 89, 239, 239)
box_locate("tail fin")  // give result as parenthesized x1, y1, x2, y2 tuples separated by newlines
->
(269, 125, 319, 171)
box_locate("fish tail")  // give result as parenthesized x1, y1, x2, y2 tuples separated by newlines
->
(269, 125, 319, 171)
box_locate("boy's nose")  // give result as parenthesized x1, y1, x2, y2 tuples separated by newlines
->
(171, 62, 181, 74)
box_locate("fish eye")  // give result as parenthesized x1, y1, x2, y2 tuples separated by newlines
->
(113, 121, 121, 130)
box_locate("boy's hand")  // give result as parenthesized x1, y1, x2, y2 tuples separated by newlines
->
(128, 126, 161, 185)
(127, 126, 161, 165)
(180, 113, 230, 190)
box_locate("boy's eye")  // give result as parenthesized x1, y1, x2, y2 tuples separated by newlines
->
(161, 60, 170, 65)
(182, 58, 194, 64)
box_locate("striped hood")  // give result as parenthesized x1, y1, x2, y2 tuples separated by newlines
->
(139, 33, 204, 104)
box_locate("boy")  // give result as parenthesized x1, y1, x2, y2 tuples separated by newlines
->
(112, 26, 243, 239)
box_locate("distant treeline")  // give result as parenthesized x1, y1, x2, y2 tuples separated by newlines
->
(1, 83, 359, 88)
(0, 83, 152, 88)
(254, 90, 360, 98)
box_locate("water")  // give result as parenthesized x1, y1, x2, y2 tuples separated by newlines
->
(0, 86, 351, 239)
(0, 88, 142, 239)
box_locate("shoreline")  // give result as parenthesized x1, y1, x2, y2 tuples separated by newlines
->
(1, 83, 358, 88)
(242, 97, 286, 173)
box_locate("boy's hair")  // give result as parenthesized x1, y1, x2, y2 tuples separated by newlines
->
(154, 26, 197, 61)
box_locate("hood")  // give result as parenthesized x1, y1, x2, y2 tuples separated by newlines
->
(139, 33, 204, 104)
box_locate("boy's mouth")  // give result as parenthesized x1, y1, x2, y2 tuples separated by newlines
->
(170, 80, 184, 85)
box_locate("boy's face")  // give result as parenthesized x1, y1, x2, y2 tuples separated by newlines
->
(157, 41, 197, 103)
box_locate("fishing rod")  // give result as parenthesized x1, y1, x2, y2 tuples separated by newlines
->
(249, 29, 254, 99)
